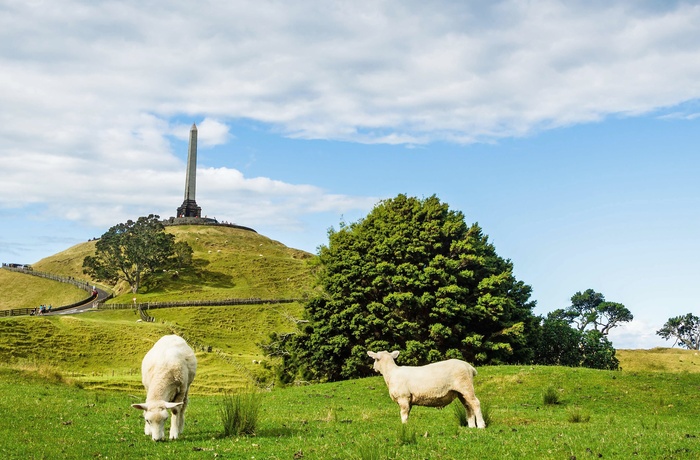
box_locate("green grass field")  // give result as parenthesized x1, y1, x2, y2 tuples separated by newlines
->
(1, 356, 698, 459)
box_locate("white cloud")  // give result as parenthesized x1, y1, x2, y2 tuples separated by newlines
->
(2, 0, 700, 252)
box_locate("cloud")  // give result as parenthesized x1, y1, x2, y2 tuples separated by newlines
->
(2, 0, 700, 246)
(4, 1, 700, 146)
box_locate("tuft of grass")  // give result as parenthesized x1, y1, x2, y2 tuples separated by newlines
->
(452, 401, 469, 426)
(397, 424, 417, 445)
(353, 441, 392, 460)
(567, 407, 591, 423)
(452, 400, 492, 427)
(218, 389, 262, 436)
(543, 386, 561, 405)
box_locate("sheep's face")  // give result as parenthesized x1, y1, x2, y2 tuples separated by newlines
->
(132, 401, 179, 441)
(367, 350, 400, 374)
(143, 405, 169, 441)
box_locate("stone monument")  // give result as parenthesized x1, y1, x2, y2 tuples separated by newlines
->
(164, 123, 255, 232)
(177, 123, 203, 218)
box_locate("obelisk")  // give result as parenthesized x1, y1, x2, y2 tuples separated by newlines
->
(176, 123, 202, 218)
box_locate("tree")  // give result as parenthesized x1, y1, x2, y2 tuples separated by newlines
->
(83, 214, 186, 293)
(554, 289, 633, 336)
(535, 313, 582, 367)
(657, 314, 700, 350)
(264, 194, 538, 382)
(579, 330, 619, 370)
(534, 312, 620, 370)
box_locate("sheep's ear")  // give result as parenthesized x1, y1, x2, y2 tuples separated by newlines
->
(165, 402, 184, 409)
(367, 351, 377, 359)
(132, 403, 148, 411)
(390, 351, 400, 359)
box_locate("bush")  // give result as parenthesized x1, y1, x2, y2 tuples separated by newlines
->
(219, 390, 262, 437)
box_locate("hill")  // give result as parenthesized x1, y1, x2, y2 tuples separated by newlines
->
(29, 224, 317, 303)
(0, 224, 318, 390)
(0, 269, 88, 311)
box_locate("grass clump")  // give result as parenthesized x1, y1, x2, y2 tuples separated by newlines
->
(397, 424, 417, 445)
(567, 407, 591, 423)
(543, 386, 561, 405)
(218, 389, 262, 436)
(452, 401, 491, 427)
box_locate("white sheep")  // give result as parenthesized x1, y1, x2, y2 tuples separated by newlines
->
(132, 335, 197, 441)
(367, 350, 486, 428)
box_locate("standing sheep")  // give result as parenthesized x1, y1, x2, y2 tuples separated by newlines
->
(132, 335, 197, 441)
(367, 350, 486, 428)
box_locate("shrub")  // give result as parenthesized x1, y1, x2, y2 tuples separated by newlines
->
(219, 390, 262, 436)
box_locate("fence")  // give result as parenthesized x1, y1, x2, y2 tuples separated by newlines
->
(99, 297, 299, 311)
(0, 266, 103, 317)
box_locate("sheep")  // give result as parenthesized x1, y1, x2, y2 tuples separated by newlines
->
(132, 335, 197, 441)
(367, 350, 485, 428)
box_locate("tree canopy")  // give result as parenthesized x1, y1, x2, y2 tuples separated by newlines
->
(265, 194, 538, 382)
(551, 289, 633, 336)
(83, 214, 190, 293)
(657, 314, 700, 350)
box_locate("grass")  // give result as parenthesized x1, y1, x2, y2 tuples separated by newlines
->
(0, 363, 698, 459)
(0, 304, 305, 393)
(0, 269, 88, 311)
(542, 386, 561, 405)
(219, 389, 263, 436)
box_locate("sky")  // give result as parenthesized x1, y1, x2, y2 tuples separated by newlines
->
(1, 0, 699, 349)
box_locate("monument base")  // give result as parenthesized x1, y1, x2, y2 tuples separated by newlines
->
(177, 199, 202, 218)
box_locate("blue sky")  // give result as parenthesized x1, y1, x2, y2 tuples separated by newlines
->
(2, 1, 700, 349)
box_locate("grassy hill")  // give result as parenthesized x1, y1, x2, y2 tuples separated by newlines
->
(29, 224, 318, 303)
(0, 269, 88, 311)
(0, 224, 316, 390)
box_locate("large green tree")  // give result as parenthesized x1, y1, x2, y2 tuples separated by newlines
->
(266, 194, 538, 382)
(83, 214, 188, 293)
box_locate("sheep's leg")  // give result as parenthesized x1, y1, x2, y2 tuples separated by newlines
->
(170, 391, 188, 440)
(397, 399, 412, 424)
(144, 421, 151, 436)
(459, 393, 486, 429)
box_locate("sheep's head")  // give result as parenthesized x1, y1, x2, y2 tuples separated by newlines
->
(132, 400, 183, 441)
(367, 350, 400, 374)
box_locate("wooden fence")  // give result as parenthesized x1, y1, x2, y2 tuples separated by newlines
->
(99, 298, 299, 311)
(0, 267, 102, 317)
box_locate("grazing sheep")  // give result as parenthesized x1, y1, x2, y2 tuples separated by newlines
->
(132, 335, 197, 441)
(367, 350, 485, 428)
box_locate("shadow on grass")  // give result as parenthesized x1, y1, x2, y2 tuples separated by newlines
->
(141, 265, 236, 294)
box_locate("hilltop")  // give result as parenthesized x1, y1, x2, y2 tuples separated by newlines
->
(28, 224, 318, 304)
